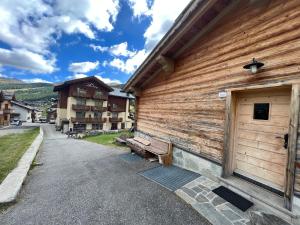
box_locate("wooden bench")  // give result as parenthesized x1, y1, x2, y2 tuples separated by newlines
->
(115, 137, 127, 145)
(126, 136, 172, 165)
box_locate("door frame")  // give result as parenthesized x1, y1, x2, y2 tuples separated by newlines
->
(221, 82, 300, 211)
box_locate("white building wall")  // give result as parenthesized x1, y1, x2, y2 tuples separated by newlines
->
(12, 104, 31, 122)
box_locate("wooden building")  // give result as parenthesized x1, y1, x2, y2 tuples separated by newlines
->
(0, 91, 15, 126)
(123, 0, 300, 218)
(54, 76, 134, 132)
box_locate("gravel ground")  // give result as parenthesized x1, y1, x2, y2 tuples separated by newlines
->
(0, 124, 210, 225)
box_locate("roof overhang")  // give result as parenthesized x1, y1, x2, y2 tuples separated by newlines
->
(123, 0, 239, 93)
(53, 76, 113, 92)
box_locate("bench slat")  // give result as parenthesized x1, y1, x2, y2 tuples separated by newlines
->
(146, 146, 168, 155)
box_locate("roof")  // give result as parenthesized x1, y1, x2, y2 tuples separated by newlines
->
(109, 88, 135, 99)
(0, 90, 15, 101)
(123, 0, 235, 91)
(11, 100, 34, 110)
(53, 76, 113, 92)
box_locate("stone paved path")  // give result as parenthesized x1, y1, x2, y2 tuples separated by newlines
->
(175, 176, 292, 225)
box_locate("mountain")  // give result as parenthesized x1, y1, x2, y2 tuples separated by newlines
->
(0, 77, 24, 84)
(0, 77, 125, 103)
(0, 80, 57, 102)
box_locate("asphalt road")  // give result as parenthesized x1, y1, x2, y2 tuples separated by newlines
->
(0, 124, 210, 225)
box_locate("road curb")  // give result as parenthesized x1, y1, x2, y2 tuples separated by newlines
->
(0, 127, 44, 204)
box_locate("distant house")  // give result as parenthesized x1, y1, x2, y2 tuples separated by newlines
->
(124, 0, 300, 215)
(53, 76, 134, 132)
(11, 101, 34, 122)
(47, 100, 57, 123)
(0, 91, 15, 126)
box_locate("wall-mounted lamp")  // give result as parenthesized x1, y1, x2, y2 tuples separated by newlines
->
(243, 58, 264, 74)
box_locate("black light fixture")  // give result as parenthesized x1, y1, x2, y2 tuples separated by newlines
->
(243, 58, 264, 74)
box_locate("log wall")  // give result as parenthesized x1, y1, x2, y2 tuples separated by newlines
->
(136, 0, 300, 179)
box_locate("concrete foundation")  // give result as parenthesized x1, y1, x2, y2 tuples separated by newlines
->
(172, 146, 222, 182)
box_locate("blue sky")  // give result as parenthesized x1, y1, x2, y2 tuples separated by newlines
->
(0, 0, 190, 84)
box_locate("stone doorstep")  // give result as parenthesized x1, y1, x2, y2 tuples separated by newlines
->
(175, 176, 295, 225)
(0, 128, 43, 204)
(219, 176, 300, 224)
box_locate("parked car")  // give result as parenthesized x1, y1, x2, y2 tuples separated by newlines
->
(39, 117, 47, 123)
(49, 118, 55, 124)
(10, 119, 22, 126)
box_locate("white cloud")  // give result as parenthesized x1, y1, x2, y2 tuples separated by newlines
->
(22, 78, 52, 83)
(95, 75, 121, 85)
(0, 48, 56, 73)
(127, 0, 151, 18)
(0, 0, 120, 72)
(109, 49, 148, 73)
(143, 0, 191, 50)
(90, 44, 109, 52)
(65, 74, 121, 85)
(0, 73, 8, 78)
(66, 73, 88, 80)
(68, 61, 99, 73)
(90, 42, 136, 57)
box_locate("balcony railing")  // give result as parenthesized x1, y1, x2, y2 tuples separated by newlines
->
(108, 106, 125, 112)
(91, 106, 107, 112)
(92, 94, 107, 100)
(109, 117, 123, 123)
(71, 117, 107, 123)
(71, 91, 90, 98)
(3, 109, 12, 114)
(72, 104, 90, 111)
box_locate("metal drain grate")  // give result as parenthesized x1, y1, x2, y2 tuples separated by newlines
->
(138, 165, 201, 191)
(119, 153, 143, 162)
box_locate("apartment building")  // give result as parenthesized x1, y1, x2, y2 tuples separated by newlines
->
(53, 76, 134, 132)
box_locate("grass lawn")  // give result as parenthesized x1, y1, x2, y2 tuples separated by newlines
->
(84, 131, 133, 147)
(0, 128, 40, 184)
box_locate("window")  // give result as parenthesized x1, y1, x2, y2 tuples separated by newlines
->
(77, 98, 86, 105)
(76, 112, 85, 118)
(94, 91, 103, 98)
(95, 100, 103, 107)
(74, 124, 86, 131)
(4, 115, 7, 121)
(94, 112, 102, 118)
(112, 112, 118, 118)
(253, 103, 270, 120)
(112, 103, 118, 109)
(4, 104, 8, 109)
(92, 124, 103, 130)
(111, 123, 118, 130)
(121, 123, 125, 129)
(77, 87, 86, 95)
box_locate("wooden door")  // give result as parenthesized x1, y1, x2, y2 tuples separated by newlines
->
(234, 88, 291, 191)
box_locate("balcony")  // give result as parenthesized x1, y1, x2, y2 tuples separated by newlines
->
(92, 94, 107, 100)
(71, 91, 90, 98)
(108, 106, 125, 112)
(71, 117, 107, 123)
(72, 104, 90, 111)
(109, 117, 123, 123)
(91, 106, 107, 112)
(3, 109, 12, 114)
(90, 117, 107, 123)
